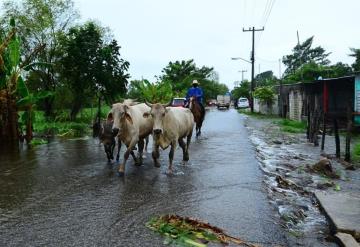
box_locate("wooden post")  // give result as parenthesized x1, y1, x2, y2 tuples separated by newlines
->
(321, 113, 326, 150)
(345, 103, 352, 162)
(333, 118, 340, 158)
(307, 103, 310, 140)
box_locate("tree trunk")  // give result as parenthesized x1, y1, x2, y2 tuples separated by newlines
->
(70, 100, 82, 121)
(0, 89, 19, 142)
(43, 97, 54, 118)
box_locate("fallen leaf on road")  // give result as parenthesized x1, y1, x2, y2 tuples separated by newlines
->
(146, 214, 260, 247)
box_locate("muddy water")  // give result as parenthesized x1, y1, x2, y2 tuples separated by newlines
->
(0, 109, 288, 246)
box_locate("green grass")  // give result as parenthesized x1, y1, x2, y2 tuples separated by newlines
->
(352, 142, 360, 163)
(277, 119, 306, 133)
(20, 106, 111, 138)
(237, 109, 279, 119)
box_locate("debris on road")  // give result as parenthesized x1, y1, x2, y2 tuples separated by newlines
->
(146, 214, 260, 247)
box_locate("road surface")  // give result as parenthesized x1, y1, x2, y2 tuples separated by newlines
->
(0, 108, 288, 246)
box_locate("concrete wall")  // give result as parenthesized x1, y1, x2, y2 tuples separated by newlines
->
(254, 95, 279, 115)
(288, 90, 303, 121)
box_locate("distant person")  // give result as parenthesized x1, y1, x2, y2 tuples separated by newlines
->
(186, 80, 204, 112)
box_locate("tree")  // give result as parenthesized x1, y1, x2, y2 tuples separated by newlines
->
(253, 86, 275, 106)
(231, 80, 250, 100)
(160, 59, 214, 95)
(254, 70, 278, 87)
(0, 18, 48, 143)
(59, 22, 129, 120)
(349, 48, 360, 72)
(1, 0, 79, 117)
(283, 36, 330, 76)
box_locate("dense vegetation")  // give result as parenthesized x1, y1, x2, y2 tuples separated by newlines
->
(0, 0, 229, 143)
(1, 0, 359, 143)
(232, 36, 360, 101)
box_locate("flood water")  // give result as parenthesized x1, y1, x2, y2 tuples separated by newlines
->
(0, 109, 288, 246)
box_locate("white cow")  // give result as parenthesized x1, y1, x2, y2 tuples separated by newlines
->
(112, 101, 153, 176)
(143, 102, 194, 173)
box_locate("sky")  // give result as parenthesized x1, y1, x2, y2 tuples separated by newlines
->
(19, 0, 360, 90)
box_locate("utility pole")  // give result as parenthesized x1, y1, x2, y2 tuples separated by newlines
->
(238, 70, 247, 82)
(243, 26, 264, 113)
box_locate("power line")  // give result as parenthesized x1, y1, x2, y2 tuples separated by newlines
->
(256, 0, 276, 49)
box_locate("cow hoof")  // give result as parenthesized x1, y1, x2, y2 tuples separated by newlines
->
(117, 171, 124, 177)
(116, 156, 120, 162)
(154, 163, 161, 168)
(166, 169, 173, 175)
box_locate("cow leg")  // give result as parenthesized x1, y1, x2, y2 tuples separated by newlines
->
(118, 139, 137, 176)
(116, 137, 121, 161)
(104, 145, 111, 163)
(145, 136, 149, 153)
(185, 132, 192, 161)
(168, 141, 177, 174)
(110, 140, 115, 160)
(178, 138, 188, 162)
(136, 139, 144, 166)
(152, 144, 160, 167)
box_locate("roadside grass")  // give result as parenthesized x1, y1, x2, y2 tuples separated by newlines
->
(238, 109, 307, 134)
(277, 119, 307, 133)
(352, 142, 360, 164)
(237, 109, 279, 119)
(20, 106, 111, 138)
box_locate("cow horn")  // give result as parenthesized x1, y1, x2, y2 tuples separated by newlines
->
(145, 101, 153, 107)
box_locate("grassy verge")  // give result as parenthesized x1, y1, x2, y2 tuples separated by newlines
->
(277, 119, 307, 133)
(237, 109, 307, 134)
(20, 106, 111, 139)
(237, 109, 279, 119)
(352, 142, 360, 164)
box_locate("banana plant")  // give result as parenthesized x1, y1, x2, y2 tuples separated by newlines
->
(0, 18, 49, 142)
(16, 77, 52, 142)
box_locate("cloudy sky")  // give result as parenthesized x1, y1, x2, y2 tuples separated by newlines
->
(74, 0, 359, 89)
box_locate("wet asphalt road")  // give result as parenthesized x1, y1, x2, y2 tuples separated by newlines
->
(0, 108, 288, 246)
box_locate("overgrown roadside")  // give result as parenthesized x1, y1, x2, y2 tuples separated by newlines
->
(21, 106, 111, 145)
(240, 111, 360, 246)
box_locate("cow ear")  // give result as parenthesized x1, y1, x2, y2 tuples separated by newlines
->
(125, 113, 133, 124)
(143, 112, 150, 118)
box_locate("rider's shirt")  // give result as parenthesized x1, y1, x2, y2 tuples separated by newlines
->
(186, 87, 204, 104)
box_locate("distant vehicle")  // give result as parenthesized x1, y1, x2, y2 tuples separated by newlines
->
(237, 97, 249, 108)
(216, 95, 230, 109)
(207, 99, 217, 106)
(172, 97, 186, 107)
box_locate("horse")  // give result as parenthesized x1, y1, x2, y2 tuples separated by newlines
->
(189, 96, 205, 137)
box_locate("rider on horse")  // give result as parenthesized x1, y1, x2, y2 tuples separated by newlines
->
(186, 80, 205, 136)
(186, 80, 205, 114)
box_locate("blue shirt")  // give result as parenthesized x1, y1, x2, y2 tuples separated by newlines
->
(186, 87, 204, 104)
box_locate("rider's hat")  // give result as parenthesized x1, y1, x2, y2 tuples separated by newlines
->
(192, 80, 199, 85)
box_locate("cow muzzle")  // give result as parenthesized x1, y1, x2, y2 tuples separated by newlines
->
(112, 127, 119, 136)
(153, 129, 162, 135)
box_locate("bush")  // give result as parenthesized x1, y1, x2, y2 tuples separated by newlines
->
(253, 86, 275, 105)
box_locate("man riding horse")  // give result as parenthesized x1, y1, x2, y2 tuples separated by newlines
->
(186, 80, 205, 113)
(186, 80, 205, 136)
